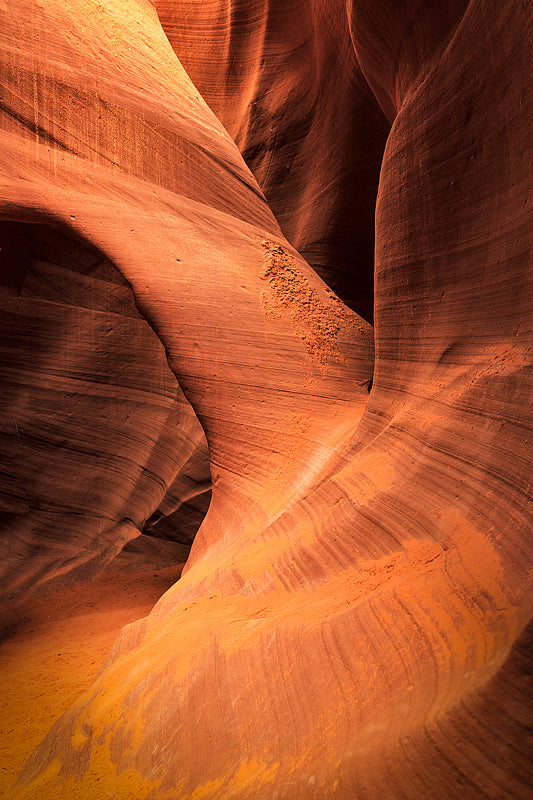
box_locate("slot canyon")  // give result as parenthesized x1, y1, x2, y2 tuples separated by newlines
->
(0, 1, 532, 798)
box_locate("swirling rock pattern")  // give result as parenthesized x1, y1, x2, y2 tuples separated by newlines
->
(156, 0, 391, 323)
(1, 0, 532, 798)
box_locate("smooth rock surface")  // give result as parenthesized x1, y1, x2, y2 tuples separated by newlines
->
(0, 0, 531, 798)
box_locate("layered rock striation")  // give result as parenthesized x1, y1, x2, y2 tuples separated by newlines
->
(0, 221, 210, 599)
(1, 0, 532, 798)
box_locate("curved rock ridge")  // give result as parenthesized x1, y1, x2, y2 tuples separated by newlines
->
(1, 0, 532, 799)
(155, 0, 392, 322)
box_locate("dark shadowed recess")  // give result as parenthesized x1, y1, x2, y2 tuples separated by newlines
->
(0, 220, 211, 600)
(236, 91, 389, 327)
(240, 98, 390, 327)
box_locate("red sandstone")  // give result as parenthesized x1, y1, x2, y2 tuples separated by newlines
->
(0, 1, 531, 798)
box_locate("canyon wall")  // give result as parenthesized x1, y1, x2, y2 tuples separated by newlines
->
(1, 0, 531, 798)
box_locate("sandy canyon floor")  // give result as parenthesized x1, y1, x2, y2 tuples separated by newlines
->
(0, 556, 184, 795)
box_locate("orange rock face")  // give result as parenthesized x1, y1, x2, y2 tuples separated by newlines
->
(1, 0, 532, 798)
